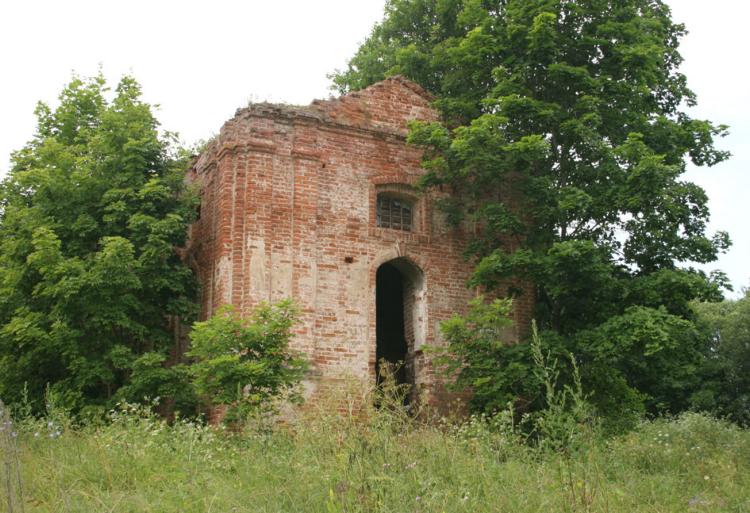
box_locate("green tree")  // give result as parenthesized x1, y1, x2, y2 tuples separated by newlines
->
(692, 289, 750, 425)
(187, 302, 307, 420)
(0, 74, 198, 413)
(335, 0, 730, 421)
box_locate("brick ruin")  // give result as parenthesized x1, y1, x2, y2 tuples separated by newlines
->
(185, 76, 532, 407)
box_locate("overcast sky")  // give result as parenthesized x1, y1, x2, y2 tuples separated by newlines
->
(0, 0, 747, 295)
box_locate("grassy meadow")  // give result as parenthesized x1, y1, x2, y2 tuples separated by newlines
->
(2, 396, 749, 513)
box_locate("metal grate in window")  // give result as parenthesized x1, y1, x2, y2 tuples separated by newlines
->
(377, 195, 413, 231)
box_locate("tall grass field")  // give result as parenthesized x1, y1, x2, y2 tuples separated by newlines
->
(2, 397, 749, 513)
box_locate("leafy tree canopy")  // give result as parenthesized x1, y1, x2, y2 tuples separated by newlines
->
(334, 0, 731, 421)
(0, 74, 198, 414)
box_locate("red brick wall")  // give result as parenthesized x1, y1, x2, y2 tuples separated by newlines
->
(185, 76, 532, 408)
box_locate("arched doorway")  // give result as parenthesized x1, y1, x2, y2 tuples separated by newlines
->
(375, 257, 426, 397)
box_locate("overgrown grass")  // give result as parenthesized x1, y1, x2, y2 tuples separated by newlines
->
(4, 395, 749, 513)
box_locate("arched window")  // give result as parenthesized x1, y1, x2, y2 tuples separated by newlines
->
(376, 194, 413, 231)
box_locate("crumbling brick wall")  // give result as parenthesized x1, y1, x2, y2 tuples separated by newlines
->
(185, 76, 533, 409)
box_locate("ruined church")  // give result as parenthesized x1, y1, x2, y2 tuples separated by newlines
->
(185, 76, 531, 406)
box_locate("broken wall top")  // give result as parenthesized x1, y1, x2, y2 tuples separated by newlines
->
(192, 76, 439, 171)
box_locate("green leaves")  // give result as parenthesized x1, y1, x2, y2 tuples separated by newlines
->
(692, 291, 750, 425)
(336, 0, 730, 306)
(0, 74, 198, 412)
(336, 0, 732, 427)
(187, 302, 307, 417)
(435, 296, 533, 413)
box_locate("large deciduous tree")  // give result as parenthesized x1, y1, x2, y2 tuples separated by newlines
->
(0, 75, 198, 413)
(334, 0, 731, 423)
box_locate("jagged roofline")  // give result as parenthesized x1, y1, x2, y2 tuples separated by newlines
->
(230, 75, 435, 122)
(188, 76, 436, 167)
(347, 74, 435, 102)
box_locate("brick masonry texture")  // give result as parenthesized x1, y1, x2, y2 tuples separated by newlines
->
(185, 76, 533, 409)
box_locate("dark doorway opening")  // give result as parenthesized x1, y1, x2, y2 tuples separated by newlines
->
(376, 262, 410, 390)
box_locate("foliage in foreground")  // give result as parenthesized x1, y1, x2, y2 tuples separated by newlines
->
(110, 300, 307, 421)
(334, 0, 732, 422)
(187, 302, 308, 420)
(0, 74, 198, 414)
(438, 297, 696, 433)
(4, 394, 749, 513)
(438, 292, 750, 431)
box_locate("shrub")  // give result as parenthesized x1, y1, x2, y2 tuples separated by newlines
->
(186, 301, 307, 421)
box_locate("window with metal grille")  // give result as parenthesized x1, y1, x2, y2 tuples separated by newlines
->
(377, 194, 413, 231)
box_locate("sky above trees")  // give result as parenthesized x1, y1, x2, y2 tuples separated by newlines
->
(0, 0, 747, 294)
